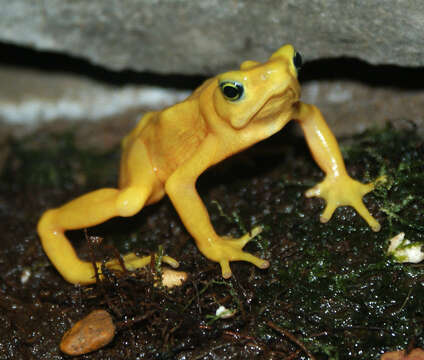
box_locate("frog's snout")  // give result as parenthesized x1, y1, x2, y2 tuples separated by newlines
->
(270, 44, 302, 79)
(270, 44, 295, 61)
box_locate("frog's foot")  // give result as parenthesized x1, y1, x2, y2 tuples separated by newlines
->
(105, 252, 179, 272)
(205, 226, 269, 278)
(305, 175, 381, 232)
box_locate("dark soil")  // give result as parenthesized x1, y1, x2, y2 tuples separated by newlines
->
(0, 122, 423, 359)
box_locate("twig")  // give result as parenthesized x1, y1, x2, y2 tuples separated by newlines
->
(267, 321, 316, 360)
(84, 229, 101, 284)
(283, 350, 302, 360)
(104, 244, 128, 273)
(223, 330, 256, 342)
(115, 309, 157, 329)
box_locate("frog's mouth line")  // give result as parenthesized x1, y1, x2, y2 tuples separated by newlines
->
(255, 87, 297, 120)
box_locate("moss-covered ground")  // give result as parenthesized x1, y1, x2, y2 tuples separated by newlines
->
(0, 123, 422, 359)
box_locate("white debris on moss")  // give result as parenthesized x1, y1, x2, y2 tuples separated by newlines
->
(215, 305, 236, 319)
(387, 232, 424, 263)
(20, 267, 31, 284)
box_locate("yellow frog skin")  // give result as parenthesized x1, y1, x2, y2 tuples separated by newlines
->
(37, 44, 381, 284)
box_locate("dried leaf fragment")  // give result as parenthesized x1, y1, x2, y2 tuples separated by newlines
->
(60, 309, 115, 356)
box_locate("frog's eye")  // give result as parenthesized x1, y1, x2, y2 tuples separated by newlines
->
(293, 51, 302, 72)
(219, 81, 244, 101)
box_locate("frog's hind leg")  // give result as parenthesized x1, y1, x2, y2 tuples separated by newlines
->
(37, 141, 177, 285)
(37, 184, 152, 284)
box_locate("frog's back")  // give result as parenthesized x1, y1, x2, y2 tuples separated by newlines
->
(142, 95, 208, 181)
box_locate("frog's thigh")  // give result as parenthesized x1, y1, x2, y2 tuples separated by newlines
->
(118, 138, 164, 210)
(46, 140, 157, 230)
(51, 184, 153, 232)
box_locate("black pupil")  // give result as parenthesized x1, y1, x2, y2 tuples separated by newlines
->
(293, 52, 302, 70)
(223, 84, 240, 99)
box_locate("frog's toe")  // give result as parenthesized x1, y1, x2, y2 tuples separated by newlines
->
(305, 185, 321, 198)
(234, 225, 263, 247)
(219, 253, 269, 278)
(352, 200, 381, 232)
(360, 182, 375, 196)
(162, 255, 180, 268)
(220, 260, 232, 278)
(119, 252, 151, 271)
(238, 252, 270, 269)
(320, 202, 337, 223)
(370, 221, 381, 232)
(374, 175, 387, 187)
(107, 252, 180, 272)
(227, 247, 269, 273)
(214, 229, 269, 278)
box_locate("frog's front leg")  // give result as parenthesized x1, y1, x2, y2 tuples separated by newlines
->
(294, 102, 381, 231)
(165, 136, 269, 278)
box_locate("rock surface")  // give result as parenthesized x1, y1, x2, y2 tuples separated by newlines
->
(2, 0, 424, 74)
(1, 65, 423, 141)
(0, 66, 189, 126)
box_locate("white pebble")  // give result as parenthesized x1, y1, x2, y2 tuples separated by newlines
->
(20, 268, 31, 284)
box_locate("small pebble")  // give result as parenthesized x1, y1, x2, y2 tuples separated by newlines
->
(20, 267, 31, 284)
(60, 309, 115, 356)
(160, 268, 188, 288)
(381, 348, 424, 360)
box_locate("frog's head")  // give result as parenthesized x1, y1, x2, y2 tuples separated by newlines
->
(213, 44, 302, 129)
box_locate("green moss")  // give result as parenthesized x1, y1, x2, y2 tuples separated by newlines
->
(252, 124, 424, 358)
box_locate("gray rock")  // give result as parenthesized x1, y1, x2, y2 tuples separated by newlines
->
(0, 66, 189, 126)
(1, 65, 423, 142)
(1, 0, 424, 74)
(301, 80, 424, 136)
(0, 66, 189, 149)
